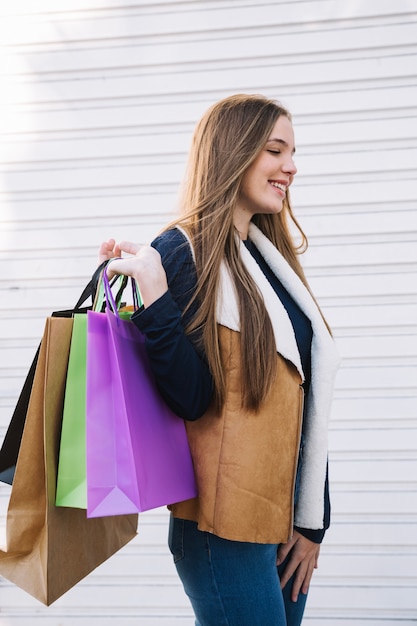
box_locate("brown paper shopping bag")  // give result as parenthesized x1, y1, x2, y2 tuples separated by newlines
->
(0, 316, 138, 605)
(0, 268, 106, 486)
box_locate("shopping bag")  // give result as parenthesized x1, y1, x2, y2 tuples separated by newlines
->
(55, 314, 88, 508)
(86, 272, 197, 517)
(0, 316, 138, 605)
(0, 268, 105, 486)
(55, 273, 128, 508)
(0, 345, 40, 484)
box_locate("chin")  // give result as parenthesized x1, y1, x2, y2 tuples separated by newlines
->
(265, 205, 284, 215)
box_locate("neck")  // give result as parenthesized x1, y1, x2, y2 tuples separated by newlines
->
(233, 207, 251, 240)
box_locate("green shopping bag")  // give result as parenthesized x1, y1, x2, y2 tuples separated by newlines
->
(55, 313, 88, 507)
(55, 273, 132, 508)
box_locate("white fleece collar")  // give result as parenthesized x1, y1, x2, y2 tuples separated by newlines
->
(249, 224, 340, 529)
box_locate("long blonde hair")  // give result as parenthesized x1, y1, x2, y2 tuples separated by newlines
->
(168, 94, 313, 412)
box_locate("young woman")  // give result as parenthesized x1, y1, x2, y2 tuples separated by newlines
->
(99, 94, 340, 625)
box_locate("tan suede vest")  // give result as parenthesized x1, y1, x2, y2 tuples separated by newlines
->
(170, 325, 304, 544)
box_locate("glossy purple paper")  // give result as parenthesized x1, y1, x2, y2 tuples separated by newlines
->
(85, 274, 197, 517)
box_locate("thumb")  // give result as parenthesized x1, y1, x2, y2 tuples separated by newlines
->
(276, 540, 292, 565)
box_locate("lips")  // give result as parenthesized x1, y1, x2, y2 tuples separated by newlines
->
(269, 181, 287, 193)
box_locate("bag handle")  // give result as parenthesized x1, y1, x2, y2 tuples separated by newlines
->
(75, 259, 110, 310)
(93, 272, 128, 312)
(52, 260, 110, 318)
(102, 269, 143, 318)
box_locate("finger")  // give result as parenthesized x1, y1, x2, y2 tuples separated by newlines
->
(102, 238, 116, 254)
(279, 554, 298, 590)
(98, 239, 116, 263)
(276, 537, 295, 566)
(117, 240, 141, 256)
(98, 243, 108, 257)
(105, 257, 124, 279)
(300, 559, 316, 597)
(277, 545, 289, 566)
(291, 570, 305, 602)
(291, 554, 316, 602)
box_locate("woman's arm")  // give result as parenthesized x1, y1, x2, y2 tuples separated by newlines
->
(98, 229, 214, 421)
(133, 290, 214, 421)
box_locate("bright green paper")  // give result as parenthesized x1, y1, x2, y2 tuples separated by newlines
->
(55, 313, 88, 508)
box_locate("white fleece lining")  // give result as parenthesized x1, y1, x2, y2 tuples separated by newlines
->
(248, 224, 340, 529)
(217, 255, 304, 378)
(177, 224, 340, 529)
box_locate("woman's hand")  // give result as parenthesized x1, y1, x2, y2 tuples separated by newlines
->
(98, 239, 168, 308)
(276, 529, 320, 602)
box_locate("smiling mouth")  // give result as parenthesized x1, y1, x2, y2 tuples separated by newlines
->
(269, 181, 287, 193)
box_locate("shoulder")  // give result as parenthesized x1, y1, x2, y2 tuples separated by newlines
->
(151, 227, 196, 289)
(151, 228, 191, 263)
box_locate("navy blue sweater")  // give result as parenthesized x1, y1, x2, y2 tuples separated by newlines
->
(132, 228, 329, 543)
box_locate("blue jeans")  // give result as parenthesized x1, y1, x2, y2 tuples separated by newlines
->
(168, 516, 308, 626)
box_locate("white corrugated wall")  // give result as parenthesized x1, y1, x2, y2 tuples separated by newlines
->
(0, 1, 416, 624)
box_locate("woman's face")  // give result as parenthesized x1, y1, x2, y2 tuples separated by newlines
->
(234, 115, 297, 238)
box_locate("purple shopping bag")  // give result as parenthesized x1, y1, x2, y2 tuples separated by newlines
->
(86, 273, 197, 518)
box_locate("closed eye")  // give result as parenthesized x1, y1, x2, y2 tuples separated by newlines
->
(267, 150, 281, 155)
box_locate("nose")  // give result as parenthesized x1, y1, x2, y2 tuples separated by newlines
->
(283, 155, 297, 176)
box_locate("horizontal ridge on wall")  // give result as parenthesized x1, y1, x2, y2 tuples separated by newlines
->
(1, 2, 415, 46)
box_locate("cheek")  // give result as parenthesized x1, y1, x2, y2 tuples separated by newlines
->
(241, 175, 255, 199)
